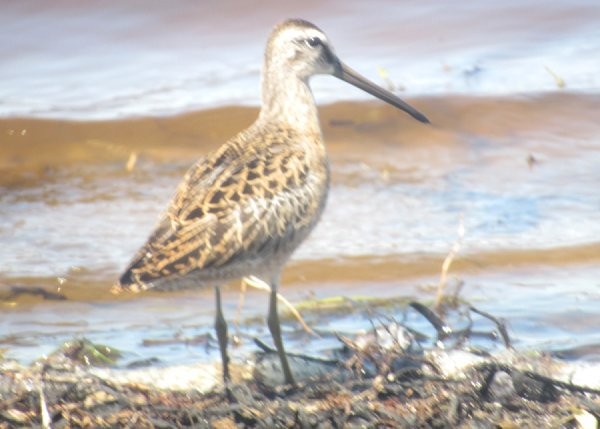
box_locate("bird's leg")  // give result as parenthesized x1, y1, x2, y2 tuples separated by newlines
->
(214, 286, 230, 383)
(267, 277, 295, 386)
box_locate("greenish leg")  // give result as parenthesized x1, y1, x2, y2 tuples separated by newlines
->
(267, 278, 295, 386)
(215, 286, 230, 383)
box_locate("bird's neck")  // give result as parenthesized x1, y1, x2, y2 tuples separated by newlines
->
(257, 69, 321, 136)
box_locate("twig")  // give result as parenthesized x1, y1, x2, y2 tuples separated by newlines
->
(410, 302, 452, 341)
(253, 337, 338, 364)
(5, 285, 66, 301)
(435, 215, 465, 311)
(39, 376, 51, 429)
(544, 65, 566, 89)
(470, 305, 512, 349)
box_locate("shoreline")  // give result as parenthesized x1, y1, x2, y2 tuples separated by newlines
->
(2, 91, 599, 183)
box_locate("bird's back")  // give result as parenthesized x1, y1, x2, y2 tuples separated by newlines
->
(116, 122, 329, 292)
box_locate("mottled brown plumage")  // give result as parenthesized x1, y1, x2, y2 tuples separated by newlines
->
(116, 19, 428, 386)
(118, 122, 328, 291)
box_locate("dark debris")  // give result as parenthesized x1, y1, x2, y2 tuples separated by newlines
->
(1, 302, 599, 428)
(1, 351, 599, 428)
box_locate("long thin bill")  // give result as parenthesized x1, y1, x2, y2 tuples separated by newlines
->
(335, 62, 430, 124)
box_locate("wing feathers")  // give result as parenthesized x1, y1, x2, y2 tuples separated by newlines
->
(119, 127, 327, 290)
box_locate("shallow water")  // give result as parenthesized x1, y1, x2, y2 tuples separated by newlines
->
(2, 0, 599, 118)
(1, 1, 599, 366)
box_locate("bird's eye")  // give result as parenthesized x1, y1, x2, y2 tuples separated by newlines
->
(305, 37, 321, 48)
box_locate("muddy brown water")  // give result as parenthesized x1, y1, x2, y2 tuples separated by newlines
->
(0, 0, 599, 366)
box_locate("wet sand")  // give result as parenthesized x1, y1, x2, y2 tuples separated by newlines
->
(3, 93, 599, 181)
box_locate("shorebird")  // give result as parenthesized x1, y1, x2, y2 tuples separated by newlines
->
(114, 19, 429, 386)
